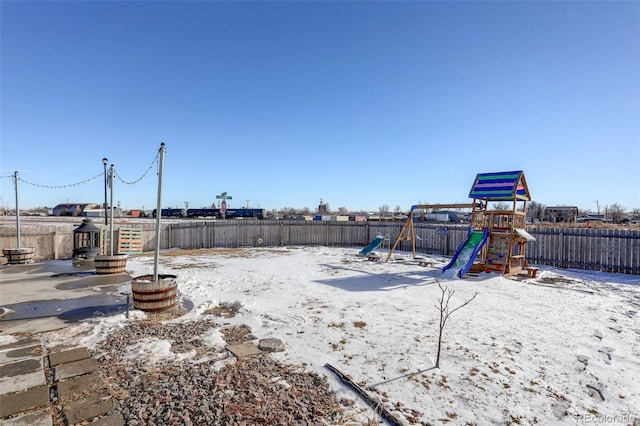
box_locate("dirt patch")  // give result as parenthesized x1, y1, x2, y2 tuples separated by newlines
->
(537, 276, 581, 286)
(168, 256, 218, 269)
(220, 325, 255, 344)
(204, 301, 242, 318)
(205, 303, 240, 318)
(353, 321, 367, 329)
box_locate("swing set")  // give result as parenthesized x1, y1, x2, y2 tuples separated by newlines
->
(386, 203, 478, 262)
(386, 171, 536, 277)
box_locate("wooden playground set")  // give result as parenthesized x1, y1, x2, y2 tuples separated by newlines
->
(387, 170, 537, 278)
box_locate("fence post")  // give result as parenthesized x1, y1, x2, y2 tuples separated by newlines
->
(365, 222, 370, 245)
(559, 229, 565, 268)
(53, 230, 59, 259)
(445, 228, 450, 256)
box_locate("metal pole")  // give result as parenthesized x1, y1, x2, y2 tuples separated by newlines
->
(14, 171, 21, 249)
(125, 293, 130, 318)
(109, 164, 115, 256)
(120, 291, 131, 319)
(153, 143, 166, 281)
(103, 158, 108, 225)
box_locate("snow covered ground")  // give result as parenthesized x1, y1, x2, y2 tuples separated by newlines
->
(16, 246, 640, 424)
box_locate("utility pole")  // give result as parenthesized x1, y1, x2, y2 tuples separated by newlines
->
(153, 143, 166, 281)
(102, 158, 108, 225)
(13, 171, 20, 248)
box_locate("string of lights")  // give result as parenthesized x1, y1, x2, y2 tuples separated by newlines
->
(5, 150, 161, 189)
(18, 172, 103, 189)
(115, 152, 160, 185)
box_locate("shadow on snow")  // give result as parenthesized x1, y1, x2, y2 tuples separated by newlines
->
(314, 262, 442, 292)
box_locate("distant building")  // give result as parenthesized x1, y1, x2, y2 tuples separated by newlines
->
(367, 215, 406, 222)
(83, 207, 123, 218)
(52, 203, 100, 217)
(543, 206, 578, 223)
(417, 210, 467, 223)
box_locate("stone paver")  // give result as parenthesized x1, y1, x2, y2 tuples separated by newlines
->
(48, 347, 90, 366)
(258, 338, 285, 353)
(0, 357, 43, 378)
(57, 370, 108, 399)
(0, 409, 53, 426)
(0, 338, 123, 425)
(0, 345, 42, 363)
(0, 370, 46, 396)
(0, 337, 40, 351)
(63, 396, 116, 424)
(0, 384, 50, 418)
(53, 357, 98, 382)
(1, 260, 130, 424)
(226, 342, 263, 358)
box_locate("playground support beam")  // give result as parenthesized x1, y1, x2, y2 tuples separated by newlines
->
(386, 203, 483, 262)
(386, 210, 416, 262)
(411, 203, 478, 210)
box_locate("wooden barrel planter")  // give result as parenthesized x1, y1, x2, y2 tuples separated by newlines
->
(131, 274, 178, 312)
(3, 247, 35, 264)
(94, 254, 128, 275)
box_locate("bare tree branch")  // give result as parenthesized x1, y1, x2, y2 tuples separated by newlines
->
(435, 280, 478, 368)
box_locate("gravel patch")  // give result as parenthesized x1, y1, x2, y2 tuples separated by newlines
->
(92, 319, 359, 425)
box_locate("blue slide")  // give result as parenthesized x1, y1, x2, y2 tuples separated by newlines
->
(441, 227, 489, 278)
(359, 235, 385, 256)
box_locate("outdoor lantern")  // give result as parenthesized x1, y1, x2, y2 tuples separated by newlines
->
(73, 218, 102, 259)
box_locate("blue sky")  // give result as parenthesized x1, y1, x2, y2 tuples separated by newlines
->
(1, 1, 638, 213)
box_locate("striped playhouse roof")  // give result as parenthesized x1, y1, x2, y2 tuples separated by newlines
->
(468, 171, 531, 201)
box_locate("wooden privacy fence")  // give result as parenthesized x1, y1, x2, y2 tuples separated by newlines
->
(0, 224, 75, 260)
(2, 220, 639, 275)
(525, 227, 640, 274)
(162, 221, 473, 255)
(146, 221, 640, 274)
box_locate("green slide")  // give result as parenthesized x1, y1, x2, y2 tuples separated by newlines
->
(441, 227, 489, 278)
